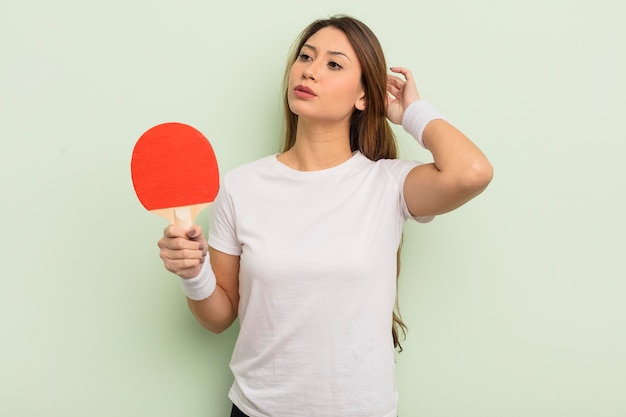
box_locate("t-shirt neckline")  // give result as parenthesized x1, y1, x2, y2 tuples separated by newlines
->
(269, 151, 367, 180)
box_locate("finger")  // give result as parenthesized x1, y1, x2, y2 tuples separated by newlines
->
(163, 257, 204, 275)
(391, 67, 421, 102)
(163, 224, 187, 239)
(163, 247, 204, 261)
(386, 73, 405, 88)
(158, 234, 204, 252)
(391, 67, 418, 90)
(389, 66, 412, 79)
(386, 80, 403, 95)
(160, 246, 206, 274)
(174, 237, 203, 250)
(161, 224, 204, 248)
(386, 82, 403, 99)
(185, 225, 207, 254)
(186, 224, 203, 240)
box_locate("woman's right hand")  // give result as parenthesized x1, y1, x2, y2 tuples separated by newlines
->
(158, 224, 208, 279)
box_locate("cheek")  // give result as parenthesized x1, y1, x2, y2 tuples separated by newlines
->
(288, 63, 300, 84)
(333, 78, 364, 104)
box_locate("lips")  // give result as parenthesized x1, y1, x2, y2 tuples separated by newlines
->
(294, 85, 316, 98)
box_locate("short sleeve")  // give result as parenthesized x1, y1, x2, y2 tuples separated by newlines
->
(379, 159, 435, 224)
(208, 175, 242, 256)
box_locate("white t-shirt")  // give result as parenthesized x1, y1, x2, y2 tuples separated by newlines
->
(208, 151, 432, 417)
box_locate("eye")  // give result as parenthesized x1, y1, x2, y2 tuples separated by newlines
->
(298, 52, 312, 61)
(328, 61, 343, 71)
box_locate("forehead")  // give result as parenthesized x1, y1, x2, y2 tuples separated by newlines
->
(303, 27, 356, 57)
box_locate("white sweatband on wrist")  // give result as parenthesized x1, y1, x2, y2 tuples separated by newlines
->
(179, 255, 216, 301)
(402, 100, 447, 148)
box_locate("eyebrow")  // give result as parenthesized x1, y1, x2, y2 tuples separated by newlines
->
(302, 43, 352, 62)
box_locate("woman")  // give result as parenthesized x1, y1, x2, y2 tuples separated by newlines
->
(158, 15, 492, 417)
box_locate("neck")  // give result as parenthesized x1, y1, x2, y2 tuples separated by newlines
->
(279, 118, 353, 171)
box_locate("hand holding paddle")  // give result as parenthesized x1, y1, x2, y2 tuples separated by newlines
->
(131, 122, 219, 229)
(158, 224, 208, 278)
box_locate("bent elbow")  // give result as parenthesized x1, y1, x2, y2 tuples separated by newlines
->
(198, 317, 235, 334)
(207, 323, 230, 334)
(462, 158, 493, 194)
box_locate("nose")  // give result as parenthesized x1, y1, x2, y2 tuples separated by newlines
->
(302, 61, 318, 81)
(302, 68, 315, 80)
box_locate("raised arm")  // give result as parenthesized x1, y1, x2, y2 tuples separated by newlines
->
(386, 67, 493, 217)
(158, 224, 240, 333)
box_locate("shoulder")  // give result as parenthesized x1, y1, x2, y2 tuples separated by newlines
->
(225, 154, 274, 176)
(374, 157, 421, 171)
(221, 154, 275, 186)
(342, 152, 424, 185)
(368, 157, 423, 184)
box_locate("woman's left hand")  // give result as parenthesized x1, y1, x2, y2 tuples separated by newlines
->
(386, 67, 421, 125)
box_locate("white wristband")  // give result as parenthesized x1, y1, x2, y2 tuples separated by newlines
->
(402, 100, 446, 148)
(179, 255, 216, 301)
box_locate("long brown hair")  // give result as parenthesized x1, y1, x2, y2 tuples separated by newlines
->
(281, 15, 408, 350)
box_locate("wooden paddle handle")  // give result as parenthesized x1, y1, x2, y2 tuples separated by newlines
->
(150, 203, 210, 228)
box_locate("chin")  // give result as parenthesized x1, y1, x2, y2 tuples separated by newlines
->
(287, 100, 308, 118)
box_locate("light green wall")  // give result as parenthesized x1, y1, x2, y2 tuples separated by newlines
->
(2, 1, 625, 416)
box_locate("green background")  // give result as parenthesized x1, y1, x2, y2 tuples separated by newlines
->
(2, 0, 625, 416)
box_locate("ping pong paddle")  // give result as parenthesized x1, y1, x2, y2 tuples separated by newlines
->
(131, 122, 219, 229)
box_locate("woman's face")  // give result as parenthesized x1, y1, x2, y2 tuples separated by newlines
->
(287, 27, 365, 124)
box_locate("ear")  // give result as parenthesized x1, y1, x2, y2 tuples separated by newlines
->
(355, 93, 366, 111)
